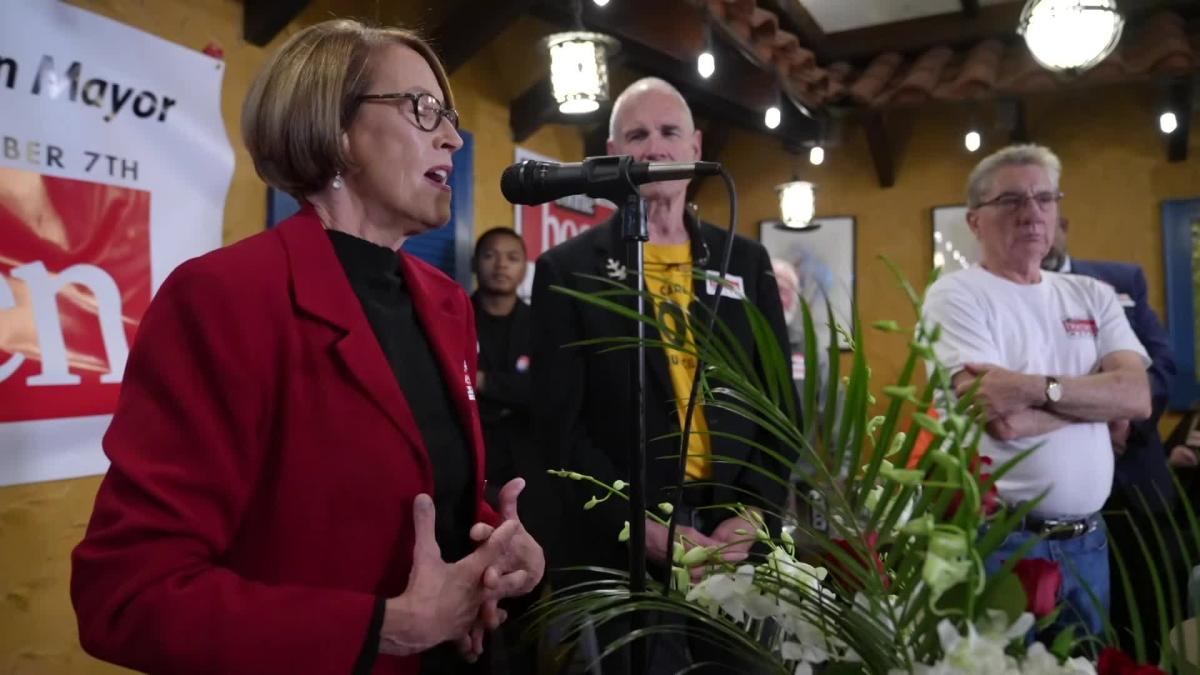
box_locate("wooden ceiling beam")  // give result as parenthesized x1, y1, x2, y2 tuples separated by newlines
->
(863, 110, 896, 188)
(754, 0, 830, 59)
(995, 98, 1029, 143)
(243, 0, 310, 47)
(428, 0, 537, 74)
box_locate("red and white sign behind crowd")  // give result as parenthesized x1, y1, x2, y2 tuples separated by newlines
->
(0, 1, 233, 486)
(512, 147, 617, 299)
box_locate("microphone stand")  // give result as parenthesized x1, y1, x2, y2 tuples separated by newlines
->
(504, 154, 723, 674)
(617, 160, 650, 675)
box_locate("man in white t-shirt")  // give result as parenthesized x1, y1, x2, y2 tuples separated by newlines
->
(922, 144, 1151, 641)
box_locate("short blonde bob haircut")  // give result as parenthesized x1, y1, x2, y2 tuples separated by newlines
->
(242, 19, 452, 199)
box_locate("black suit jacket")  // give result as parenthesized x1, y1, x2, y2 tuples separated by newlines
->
(530, 213, 794, 572)
(1071, 258, 1178, 512)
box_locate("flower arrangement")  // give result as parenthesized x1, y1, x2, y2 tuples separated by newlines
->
(535, 265, 1195, 674)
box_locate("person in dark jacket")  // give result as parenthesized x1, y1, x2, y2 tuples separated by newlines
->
(531, 77, 792, 674)
(471, 227, 548, 675)
(1042, 214, 1179, 657)
(472, 227, 533, 506)
(1043, 216, 1177, 512)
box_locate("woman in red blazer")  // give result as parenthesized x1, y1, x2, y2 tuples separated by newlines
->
(71, 19, 543, 675)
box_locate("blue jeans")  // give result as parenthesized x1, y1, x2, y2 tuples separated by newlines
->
(984, 515, 1109, 643)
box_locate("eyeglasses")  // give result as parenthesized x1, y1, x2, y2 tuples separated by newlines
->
(975, 190, 1064, 214)
(355, 92, 460, 132)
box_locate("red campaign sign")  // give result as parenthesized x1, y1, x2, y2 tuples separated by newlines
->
(0, 168, 151, 422)
(516, 194, 617, 260)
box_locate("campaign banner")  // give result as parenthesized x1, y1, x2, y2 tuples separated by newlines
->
(512, 147, 616, 299)
(0, 1, 234, 486)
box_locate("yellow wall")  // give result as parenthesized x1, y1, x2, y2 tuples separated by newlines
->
(695, 83, 1200, 409)
(3, 2, 1198, 671)
(0, 2, 577, 672)
(449, 18, 583, 235)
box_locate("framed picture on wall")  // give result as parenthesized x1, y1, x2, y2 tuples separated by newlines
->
(931, 205, 979, 271)
(760, 216, 856, 351)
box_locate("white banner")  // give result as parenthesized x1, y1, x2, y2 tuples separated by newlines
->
(0, 0, 234, 486)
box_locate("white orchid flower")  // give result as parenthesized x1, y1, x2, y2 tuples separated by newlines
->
(909, 614, 1091, 675)
(764, 547, 828, 593)
(743, 585, 781, 621)
(686, 564, 756, 623)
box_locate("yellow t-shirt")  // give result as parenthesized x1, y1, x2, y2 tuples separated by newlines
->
(643, 242, 711, 480)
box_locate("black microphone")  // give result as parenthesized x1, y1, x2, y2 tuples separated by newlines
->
(500, 155, 721, 205)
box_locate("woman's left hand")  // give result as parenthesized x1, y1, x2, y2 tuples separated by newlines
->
(455, 478, 545, 661)
(469, 478, 545, 595)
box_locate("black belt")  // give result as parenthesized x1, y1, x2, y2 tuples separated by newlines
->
(668, 482, 717, 532)
(1016, 513, 1101, 540)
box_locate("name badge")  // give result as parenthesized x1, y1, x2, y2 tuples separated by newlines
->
(791, 353, 805, 380)
(1063, 318, 1099, 338)
(705, 272, 745, 299)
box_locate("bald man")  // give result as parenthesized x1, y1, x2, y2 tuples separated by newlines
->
(530, 77, 792, 674)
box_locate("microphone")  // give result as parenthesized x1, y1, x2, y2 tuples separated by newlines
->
(500, 155, 721, 205)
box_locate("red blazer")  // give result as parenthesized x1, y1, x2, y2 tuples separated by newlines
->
(72, 208, 500, 674)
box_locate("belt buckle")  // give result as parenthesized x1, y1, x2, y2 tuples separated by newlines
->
(1041, 518, 1087, 539)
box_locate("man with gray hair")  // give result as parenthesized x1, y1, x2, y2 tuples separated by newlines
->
(922, 144, 1151, 641)
(531, 76, 790, 673)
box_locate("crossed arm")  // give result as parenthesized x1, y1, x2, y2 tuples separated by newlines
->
(953, 350, 1151, 442)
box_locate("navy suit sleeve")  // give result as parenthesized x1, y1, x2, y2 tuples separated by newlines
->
(1127, 266, 1176, 416)
(1112, 265, 1178, 509)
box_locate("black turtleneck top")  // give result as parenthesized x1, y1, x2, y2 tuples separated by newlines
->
(327, 230, 476, 675)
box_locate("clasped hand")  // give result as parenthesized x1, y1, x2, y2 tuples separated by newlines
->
(646, 514, 758, 581)
(380, 478, 544, 662)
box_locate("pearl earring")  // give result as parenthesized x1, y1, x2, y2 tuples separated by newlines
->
(331, 172, 344, 190)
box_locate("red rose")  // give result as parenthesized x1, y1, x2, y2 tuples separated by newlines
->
(1098, 647, 1166, 675)
(946, 456, 999, 519)
(979, 480, 1000, 516)
(826, 532, 890, 591)
(1012, 558, 1062, 618)
(977, 456, 1000, 516)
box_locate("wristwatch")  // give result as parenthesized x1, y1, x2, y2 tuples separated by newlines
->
(1044, 376, 1063, 406)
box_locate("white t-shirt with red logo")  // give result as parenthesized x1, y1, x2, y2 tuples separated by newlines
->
(922, 266, 1150, 517)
